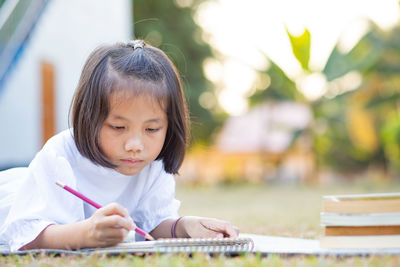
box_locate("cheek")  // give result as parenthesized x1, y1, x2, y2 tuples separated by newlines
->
(99, 129, 115, 154)
(156, 130, 168, 150)
(147, 132, 166, 153)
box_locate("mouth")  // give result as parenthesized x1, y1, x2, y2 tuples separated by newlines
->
(120, 158, 144, 165)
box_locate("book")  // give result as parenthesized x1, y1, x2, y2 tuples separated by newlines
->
(324, 225, 400, 236)
(320, 212, 400, 226)
(85, 237, 254, 254)
(323, 192, 400, 214)
(320, 235, 400, 249)
(320, 192, 400, 249)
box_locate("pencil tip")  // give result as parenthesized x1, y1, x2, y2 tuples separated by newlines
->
(55, 181, 65, 188)
(146, 234, 155, 241)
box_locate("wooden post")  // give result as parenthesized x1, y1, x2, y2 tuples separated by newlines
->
(41, 61, 55, 146)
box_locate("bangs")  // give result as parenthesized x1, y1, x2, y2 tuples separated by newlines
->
(108, 72, 169, 112)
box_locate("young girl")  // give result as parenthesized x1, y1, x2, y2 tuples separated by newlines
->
(0, 40, 238, 251)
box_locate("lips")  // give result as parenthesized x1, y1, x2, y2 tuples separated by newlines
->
(121, 158, 144, 165)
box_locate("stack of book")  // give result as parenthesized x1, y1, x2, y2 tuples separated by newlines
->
(320, 192, 400, 249)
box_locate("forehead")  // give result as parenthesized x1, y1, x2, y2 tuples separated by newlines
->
(108, 95, 168, 124)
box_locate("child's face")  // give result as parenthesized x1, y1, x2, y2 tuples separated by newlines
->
(99, 92, 168, 176)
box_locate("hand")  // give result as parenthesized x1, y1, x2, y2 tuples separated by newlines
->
(179, 216, 239, 238)
(84, 203, 135, 247)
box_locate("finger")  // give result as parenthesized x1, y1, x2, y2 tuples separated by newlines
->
(128, 217, 136, 230)
(101, 214, 134, 231)
(101, 203, 130, 218)
(233, 225, 240, 236)
(222, 223, 239, 237)
(195, 225, 225, 238)
(99, 228, 129, 245)
(113, 217, 136, 231)
(200, 219, 239, 237)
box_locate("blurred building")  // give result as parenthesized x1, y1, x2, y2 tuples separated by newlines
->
(180, 102, 315, 184)
(217, 102, 312, 154)
(0, 0, 132, 169)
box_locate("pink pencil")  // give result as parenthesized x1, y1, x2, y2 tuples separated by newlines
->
(56, 181, 154, 241)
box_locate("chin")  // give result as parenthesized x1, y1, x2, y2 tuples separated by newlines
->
(116, 167, 142, 176)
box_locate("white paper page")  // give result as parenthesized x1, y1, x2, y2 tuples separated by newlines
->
(240, 233, 400, 255)
(240, 233, 320, 254)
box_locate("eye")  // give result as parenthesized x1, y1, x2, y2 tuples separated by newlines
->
(110, 125, 125, 130)
(146, 128, 160, 133)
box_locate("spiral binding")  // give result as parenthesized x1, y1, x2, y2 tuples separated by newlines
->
(154, 237, 254, 253)
(88, 237, 255, 254)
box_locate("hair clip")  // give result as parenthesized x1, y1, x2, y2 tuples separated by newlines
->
(128, 40, 145, 50)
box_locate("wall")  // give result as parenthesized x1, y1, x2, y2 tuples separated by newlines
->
(0, 0, 132, 168)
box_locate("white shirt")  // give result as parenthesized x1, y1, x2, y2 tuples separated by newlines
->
(0, 129, 180, 251)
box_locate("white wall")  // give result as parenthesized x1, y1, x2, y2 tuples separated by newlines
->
(0, 0, 132, 167)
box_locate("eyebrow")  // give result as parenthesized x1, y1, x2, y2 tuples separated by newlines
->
(145, 118, 163, 123)
(110, 115, 128, 121)
(110, 115, 164, 123)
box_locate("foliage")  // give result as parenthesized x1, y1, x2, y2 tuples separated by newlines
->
(286, 27, 311, 71)
(133, 0, 224, 144)
(322, 29, 386, 81)
(312, 94, 369, 170)
(320, 24, 400, 174)
(248, 21, 400, 177)
(248, 59, 303, 105)
(381, 115, 400, 168)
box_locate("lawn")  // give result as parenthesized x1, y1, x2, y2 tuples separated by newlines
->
(1, 181, 400, 266)
(178, 181, 400, 238)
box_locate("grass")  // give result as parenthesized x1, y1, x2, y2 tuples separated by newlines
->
(178, 180, 400, 238)
(1, 181, 400, 266)
(1, 253, 400, 267)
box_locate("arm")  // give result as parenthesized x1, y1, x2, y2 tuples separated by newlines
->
(21, 221, 91, 250)
(20, 203, 134, 250)
(150, 216, 239, 239)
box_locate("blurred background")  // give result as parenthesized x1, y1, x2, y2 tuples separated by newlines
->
(1, 0, 400, 188)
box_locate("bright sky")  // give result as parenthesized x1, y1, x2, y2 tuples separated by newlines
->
(194, 0, 399, 115)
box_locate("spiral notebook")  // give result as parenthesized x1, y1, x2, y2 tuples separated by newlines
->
(86, 237, 254, 254)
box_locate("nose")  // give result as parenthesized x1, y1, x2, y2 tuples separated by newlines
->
(124, 134, 144, 153)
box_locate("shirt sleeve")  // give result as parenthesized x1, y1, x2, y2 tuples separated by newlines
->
(0, 168, 28, 228)
(133, 161, 180, 233)
(0, 147, 84, 251)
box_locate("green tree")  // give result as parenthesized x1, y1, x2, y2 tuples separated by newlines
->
(249, 21, 400, 178)
(319, 23, 400, 174)
(133, 0, 223, 145)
